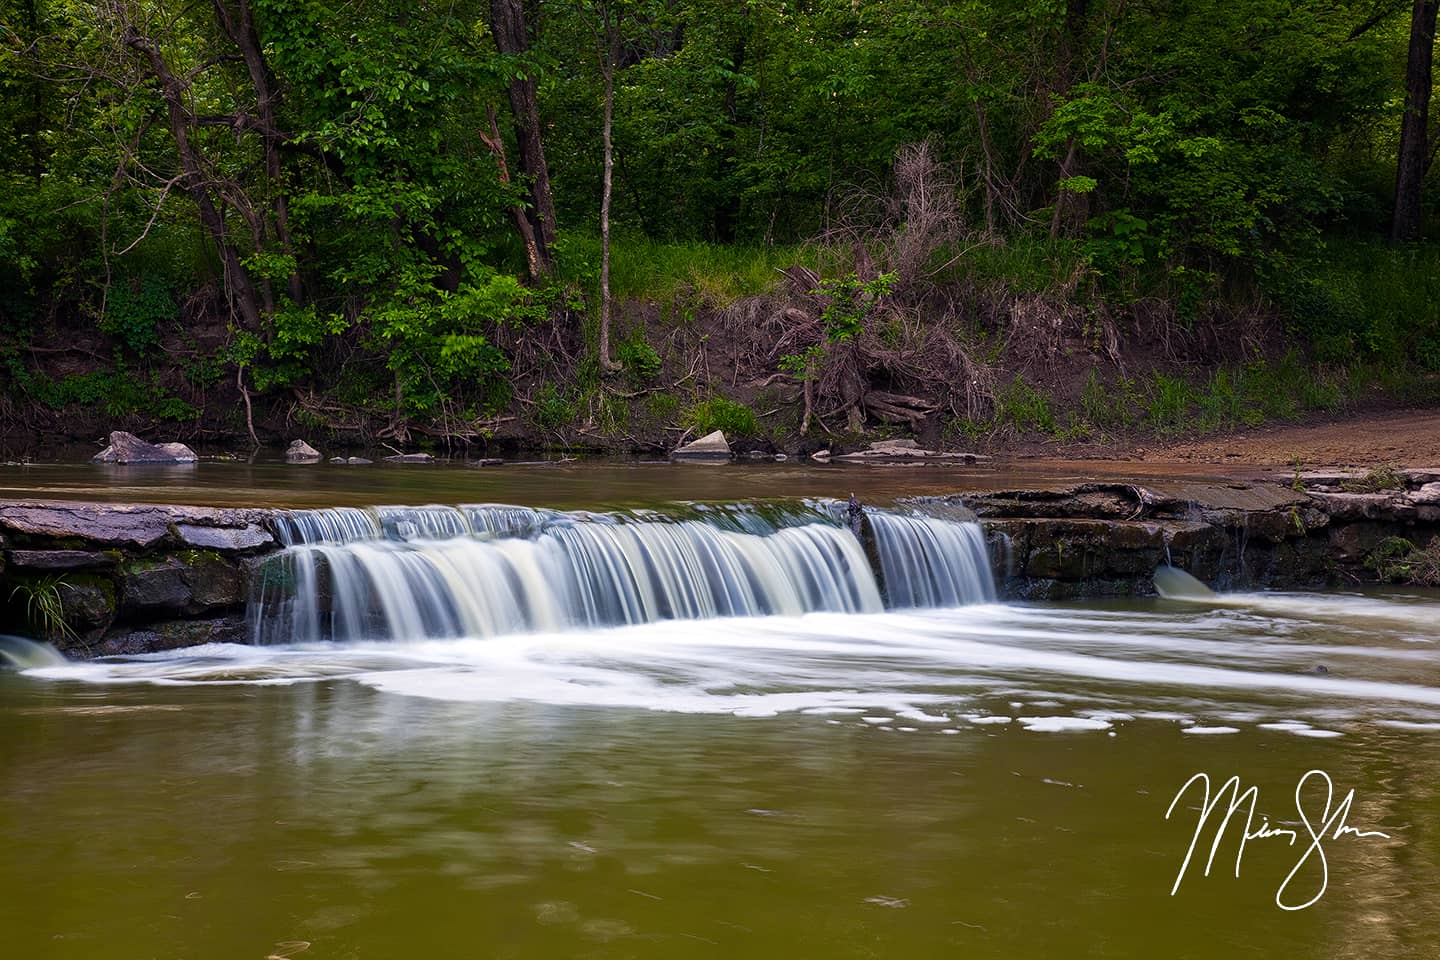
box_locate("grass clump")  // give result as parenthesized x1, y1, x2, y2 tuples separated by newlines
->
(994, 376, 1056, 434)
(558, 235, 814, 307)
(9, 575, 79, 644)
(1341, 464, 1405, 493)
(683, 396, 758, 437)
(614, 332, 662, 387)
(1368, 536, 1440, 586)
(529, 383, 577, 431)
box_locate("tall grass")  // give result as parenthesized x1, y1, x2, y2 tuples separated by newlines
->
(556, 234, 815, 307)
(1280, 239, 1440, 368)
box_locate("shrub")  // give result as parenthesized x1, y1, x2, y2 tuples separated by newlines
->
(683, 396, 758, 436)
(615, 334, 662, 386)
(994, 376, 1056, 434)
(1368, 536, 1440, 586)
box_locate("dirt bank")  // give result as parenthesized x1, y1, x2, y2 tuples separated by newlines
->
(998, 407, 1440, 472)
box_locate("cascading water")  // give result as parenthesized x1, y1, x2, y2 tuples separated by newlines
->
(250, 500, 997, 644)
(865, 511, 995, 608)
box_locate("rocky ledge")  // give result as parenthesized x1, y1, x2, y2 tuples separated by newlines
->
(2, 473, 1436, 657)
(912, 474, 1440, 600)
(0, 500, 277, 656)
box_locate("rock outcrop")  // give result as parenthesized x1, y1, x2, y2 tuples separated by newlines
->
(2, 471, 1436, 657)
(92, 431, 198, 464)
(913, 477, 1439, 600)
(0, 499, 275, 655)
(671, 430, 732, 461)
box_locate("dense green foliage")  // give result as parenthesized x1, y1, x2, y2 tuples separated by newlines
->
(1, 0, 1438, 443)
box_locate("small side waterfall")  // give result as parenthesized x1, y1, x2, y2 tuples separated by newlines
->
(251, 500, 997, 644)
(866, 512, 995, 608)
(0, 634, 67, 669)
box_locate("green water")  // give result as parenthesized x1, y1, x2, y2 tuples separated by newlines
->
(0, 455, 1240, 509)
(5, 594, 1440, 959)
(1, 462, 1437, 958)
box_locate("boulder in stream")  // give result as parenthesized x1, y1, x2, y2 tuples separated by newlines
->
(93, 431, 197, 464)
(286, 439, 322, 462)
(671, 430, 732, 461)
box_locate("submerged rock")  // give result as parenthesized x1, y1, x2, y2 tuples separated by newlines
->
(96, 617, 246, 656)
(93, 431, 197, 464)
(671, 430, 731, 461)
(384, 452, 434, 463)
(833, 438, 989, 464)
(286, 439, 322, 462)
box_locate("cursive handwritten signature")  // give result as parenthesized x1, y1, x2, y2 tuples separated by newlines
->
(1165, 769, 1393, 910)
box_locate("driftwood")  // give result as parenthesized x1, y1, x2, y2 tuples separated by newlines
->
(862, 391, 937, 426)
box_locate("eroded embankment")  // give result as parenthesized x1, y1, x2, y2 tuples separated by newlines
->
(1, 471, 1437, 657)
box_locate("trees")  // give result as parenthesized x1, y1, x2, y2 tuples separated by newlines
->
(490, 0, 557, 263)
(1, 0, 1438, 442)
(1393, 0, 1438, 242)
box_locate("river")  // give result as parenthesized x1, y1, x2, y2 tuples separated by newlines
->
(1, 459, 1437, 958)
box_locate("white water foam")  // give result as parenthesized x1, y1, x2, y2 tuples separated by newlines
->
(21, 585, 1440, 736)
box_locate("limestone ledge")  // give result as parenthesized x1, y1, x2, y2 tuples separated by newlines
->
(1, 478, 1436, 656)
(0, 498, 279, 656)
(911, 478, 1440, 601)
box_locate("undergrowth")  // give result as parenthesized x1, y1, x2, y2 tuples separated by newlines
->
(1368, 536, 1440, 586)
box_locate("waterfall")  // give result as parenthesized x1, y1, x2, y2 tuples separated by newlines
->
(865, 512, 996, 608)
(251, 501, 996, 644)
(0, 634, 67, 669)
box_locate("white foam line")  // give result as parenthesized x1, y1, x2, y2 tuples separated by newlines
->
(1017, 716, 1111, 733)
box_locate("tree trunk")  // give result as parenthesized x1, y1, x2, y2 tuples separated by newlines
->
(490, 0, 557, 259)
(1047, 0, 1092, 238)
(123, 30, 264, 332)
(713, 36, 745, 243)
(598, 16, 620, 374)
(481, 105, 546, 283)
(212, 0, 303, 303)
(1393, 0, 1437, 243)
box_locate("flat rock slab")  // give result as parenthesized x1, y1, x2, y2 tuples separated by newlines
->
(384, 453, 435, 463)
(6, 549, 115, 570)
(1136, 481, 1309, 513)
(174, 522, 274, 551)
(833, 439, 990, 464)
(956, 481, 1305, 519)
(1, 502, 175, 547)
(0, 500, 273, 550)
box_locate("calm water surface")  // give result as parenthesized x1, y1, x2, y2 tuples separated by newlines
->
(0, 455, 1248, 509)
(1, 464, 1436, 959)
